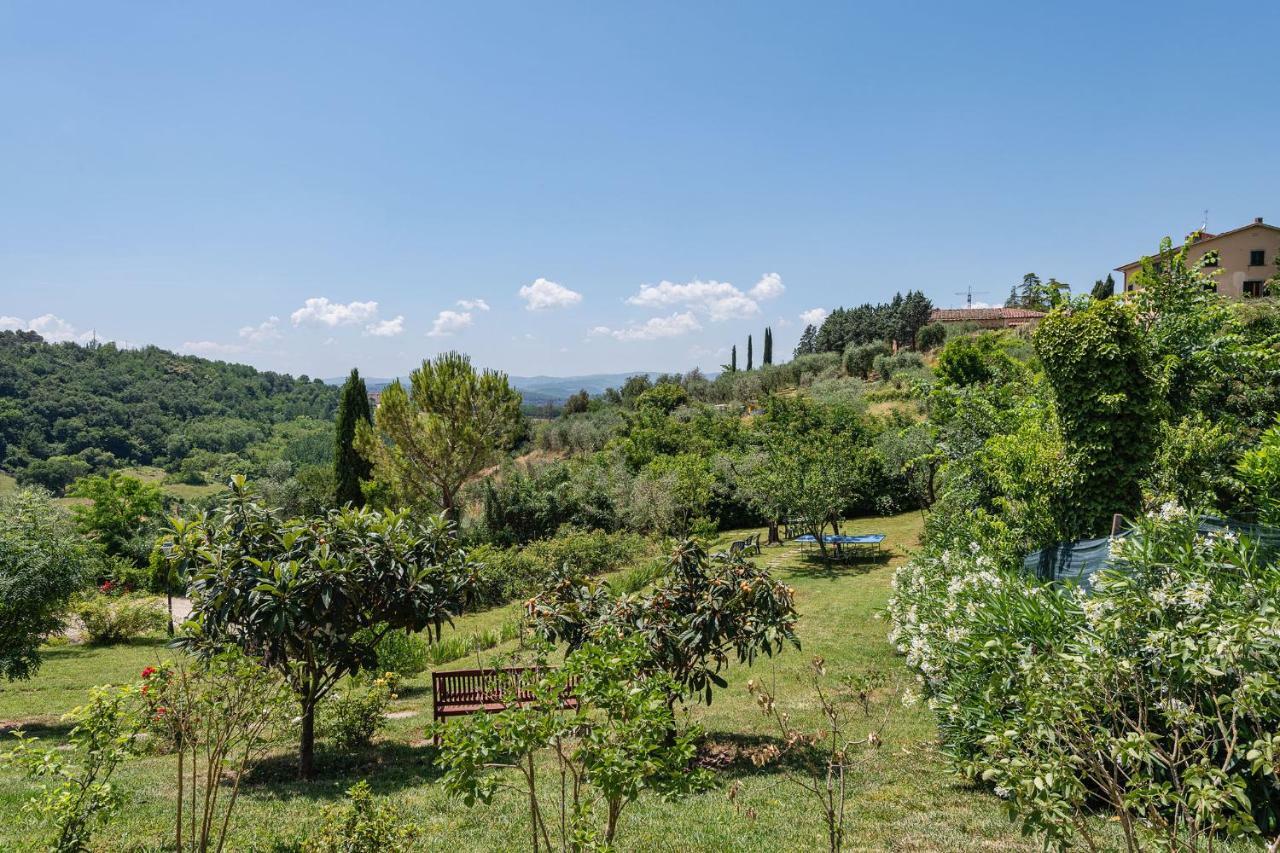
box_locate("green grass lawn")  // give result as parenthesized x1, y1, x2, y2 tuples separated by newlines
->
(120, 465, 226, 502)
(0, 512, 1051, 851)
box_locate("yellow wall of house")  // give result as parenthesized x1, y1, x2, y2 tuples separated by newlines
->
(1121, 223, 1280, 297)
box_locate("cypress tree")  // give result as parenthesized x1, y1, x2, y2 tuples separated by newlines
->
(334, 367, 373, 507)
(730, 345, 737, 372)
(763, 327, 773, 365)
(747, 335, 753, 371)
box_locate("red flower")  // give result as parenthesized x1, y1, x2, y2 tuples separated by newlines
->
(141, 666, 157, 679)
(154, 706, 167, 716)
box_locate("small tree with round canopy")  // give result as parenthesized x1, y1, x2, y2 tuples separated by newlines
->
(166, 477, 473, 779)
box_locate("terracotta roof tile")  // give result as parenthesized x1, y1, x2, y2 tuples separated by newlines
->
(929, 307, 1046, 322)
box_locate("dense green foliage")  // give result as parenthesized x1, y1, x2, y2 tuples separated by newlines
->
(891, 513, 1280, 849)
(68, 472, 165, 561)
(333, 368, 372, 508)
(0, 488, 99, 680)
(356, 351, 523, 521)
(168, 478, 474, 778)
(812, 290, 933, 353)
(1034, 297, 1161, 535)
(435, 638, 710, 849)
(468, 527, 648, 609)
(889, 237, 1280, 850)
(0, 331, 338, 491)
(529, 539, 799, 706)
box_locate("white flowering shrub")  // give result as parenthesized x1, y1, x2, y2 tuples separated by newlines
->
(890, 510, 1280, 851)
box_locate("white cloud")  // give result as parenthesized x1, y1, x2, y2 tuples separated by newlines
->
(626, 273, 783, 323)
(181, 340, 246, 356)
(519, 278, 582, 311)
(365, 315, 405, 337)
(290, 297, 379, 328)
(748, 272, 785, 301)
(0, 315, 25, 329)
(427, 310, 473, 337)
(799, 307, 829, 326)
(238, 316, 281, 343)
(457, 298, 490, 312)
(591, 312, 701, 342)
(29, 313, 83, 342)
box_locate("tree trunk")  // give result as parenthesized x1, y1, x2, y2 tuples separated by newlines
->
(299, 699, 316, 781)
(441, 488, 460, 530)
(767, 519, 781, 545)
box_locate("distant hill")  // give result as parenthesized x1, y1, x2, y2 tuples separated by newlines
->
(327, 372, 659, 405)
(0, 330, 339, 491)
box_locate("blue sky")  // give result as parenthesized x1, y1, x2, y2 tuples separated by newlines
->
(2, 1, 1278, 378)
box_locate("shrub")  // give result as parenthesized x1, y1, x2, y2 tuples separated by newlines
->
(374, 629, 430, 677)
(843, 341, 891, 379)
(320, 673, 400, 751)
(934, 332, 1011, 386)
(1237, 415, 1280, 524)
(916, 321, 946, 352)
(3, 684, 141, 853)
(74, 593, 167, 645)
(0, 487, 99, 680)
(140, 651, 288, 851)
(434, 638, 711, 849)
(889, 510, 1280, 850)
(871, 351, 924, 381)
(530, 539, 799, 706)
(470, 528, 647, 609)
(304, 780, 417, 853)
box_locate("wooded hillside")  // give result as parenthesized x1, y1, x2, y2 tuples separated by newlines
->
(0, 330, 339, 489)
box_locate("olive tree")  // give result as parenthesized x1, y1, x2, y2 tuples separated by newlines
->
(0, 487, 97, 680)
(742, 427, 866, 559)
(354, 352, 523, 522)
(167, 477, 473, 779)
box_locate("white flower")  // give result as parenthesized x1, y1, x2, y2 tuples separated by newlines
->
(901, 688, 920, 707)
(994, 785, 1011, 799)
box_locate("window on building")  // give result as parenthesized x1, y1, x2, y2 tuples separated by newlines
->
(1244, 280, 1265, 298)
(1202, 251, 1219, 268)
(1250, 249, 1266, 266)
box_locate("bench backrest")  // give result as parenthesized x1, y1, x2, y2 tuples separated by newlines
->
(433, 666, 578, 707)
(434, 667, 537, 704)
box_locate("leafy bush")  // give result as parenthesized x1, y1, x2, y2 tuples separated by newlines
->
(889, 510, 1280, 850)
(73, 593, 167, 645)
(843, 341, 891, 379)
(434, 638, 711, 849)
(140, 652, 289, 851)
(0, 487, 99, 680)
(320, 673, 400, 751)
(304, 780, 417, 853)
(470, 528, 646, 609)
(916, 321, 946, 351)
(871, 351, 924, 381)
(3, 684, 141, 853)
(1238, 415, 1280, 524)
(530, 539, 799, 705)
(373, 629, 430, 676)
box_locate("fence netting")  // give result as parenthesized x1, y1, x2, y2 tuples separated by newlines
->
(1021, 516, 1280, 587)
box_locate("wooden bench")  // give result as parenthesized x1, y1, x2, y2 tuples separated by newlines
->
(432, 666, 579, 741)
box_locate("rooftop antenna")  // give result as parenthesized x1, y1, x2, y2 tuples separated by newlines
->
(954, 285, 988, 308)
(1202, 209, 1209, 232)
